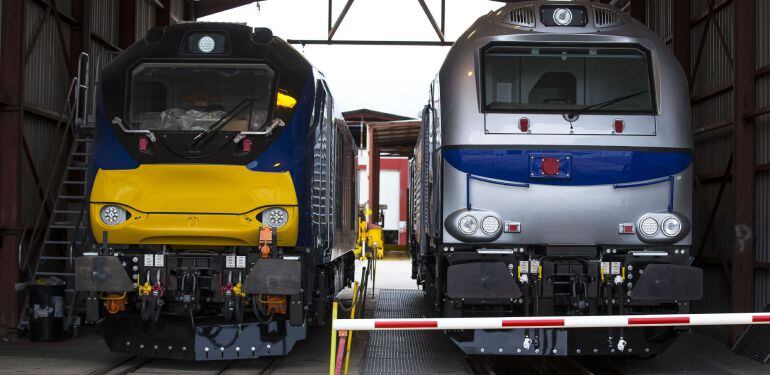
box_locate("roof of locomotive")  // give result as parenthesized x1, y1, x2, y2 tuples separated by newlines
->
(101, 22, 310, 78)
(454, 1, 662, 45)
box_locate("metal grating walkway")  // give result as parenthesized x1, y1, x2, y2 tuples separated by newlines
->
(361, 289, 472, 375)
(733, 304, 770, 363)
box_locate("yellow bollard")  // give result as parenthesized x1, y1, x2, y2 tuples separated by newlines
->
(329, 301, 338, 375)
(343, 282, 360, 375)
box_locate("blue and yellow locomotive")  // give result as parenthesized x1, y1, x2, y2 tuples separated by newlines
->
(75, 23, 356, 360)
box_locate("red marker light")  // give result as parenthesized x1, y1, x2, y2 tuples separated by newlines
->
(242, 138, 253, 152)
(619, 223, 635, 234)
(614, 119, 624, 133)
(138, 137, 149, 152)
(518, 118, 530, 132)
(541, 157, 560, 176)
(505, 222, 521, 233)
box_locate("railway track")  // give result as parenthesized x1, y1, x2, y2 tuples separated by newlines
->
(468, 356, 630, 375)
(87, 355, 279, 375)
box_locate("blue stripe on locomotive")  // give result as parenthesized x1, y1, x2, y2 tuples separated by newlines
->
(87, 76, 317, 248)
(443, 148, 693, 186)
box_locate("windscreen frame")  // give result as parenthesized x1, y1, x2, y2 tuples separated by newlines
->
(477, 42, 658, 115)
(125, 61, 279, 133)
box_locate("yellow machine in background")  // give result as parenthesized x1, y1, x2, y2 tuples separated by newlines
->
(354, 207, 384, 260)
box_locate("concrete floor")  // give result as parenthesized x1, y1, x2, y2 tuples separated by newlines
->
(1, 253, 768, 374)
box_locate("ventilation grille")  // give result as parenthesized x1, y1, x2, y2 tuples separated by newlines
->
(593, 6, 624, 28)
(507, 5, 536, 28)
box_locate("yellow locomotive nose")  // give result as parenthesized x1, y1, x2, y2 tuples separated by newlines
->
(89, 164, 299, 247)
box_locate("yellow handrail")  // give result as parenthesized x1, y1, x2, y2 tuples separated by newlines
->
(343, 282, 360, 375)
(329, 301, 338, 375)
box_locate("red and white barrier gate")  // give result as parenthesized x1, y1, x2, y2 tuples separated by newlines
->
(329, 311, 770, 374)
(333, 312, 770, 331)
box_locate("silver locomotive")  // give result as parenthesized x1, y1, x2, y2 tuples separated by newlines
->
(409, 0, 702, 357)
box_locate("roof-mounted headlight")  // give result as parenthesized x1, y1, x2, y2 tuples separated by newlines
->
(197, 35, 216, 53)
(553, 8, 573, 25)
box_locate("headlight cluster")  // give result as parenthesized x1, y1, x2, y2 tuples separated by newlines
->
(637, 213, 687, 243)
(446, 209, 503, 242)
(100, 205, 127, 226)
(261, 207, 289, 228)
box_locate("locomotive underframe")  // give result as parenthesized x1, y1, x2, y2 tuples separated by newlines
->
(419, 244, 698, 356)
(79, 245, 354, 360)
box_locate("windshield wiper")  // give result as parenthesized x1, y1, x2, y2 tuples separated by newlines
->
(190, 97, 254, 148)
(565, 90, 649, 120)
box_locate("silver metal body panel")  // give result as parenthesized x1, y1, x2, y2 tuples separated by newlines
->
(441, 161, 693, 245)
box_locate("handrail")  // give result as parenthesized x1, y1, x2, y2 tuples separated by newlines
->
(19, 52, 90, 280)
(18, 79, 78, 275)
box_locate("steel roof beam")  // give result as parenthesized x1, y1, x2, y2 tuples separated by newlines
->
(328, 0, 355, 41)
(417, 0, 444, 42)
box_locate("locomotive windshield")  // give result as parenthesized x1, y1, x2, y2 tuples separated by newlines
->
(129, 63, 275, 131)
(482, 45, 654, 114)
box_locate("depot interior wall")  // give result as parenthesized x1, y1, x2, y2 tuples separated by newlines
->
(643, 0, 770, 341)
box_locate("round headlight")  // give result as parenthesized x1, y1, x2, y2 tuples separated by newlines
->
(100, 205, 127, 226)
(553, 8, 573, 26)
(197, 35, 216, 53)
(639, 217, 659, 236)
(458, 215, 478, 235)
(481, 216, 501, 235)
(262, 207, 289, 228)
(662, 217, 682, 237)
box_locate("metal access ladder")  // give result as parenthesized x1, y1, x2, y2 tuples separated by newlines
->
(18, 53, 93, 334)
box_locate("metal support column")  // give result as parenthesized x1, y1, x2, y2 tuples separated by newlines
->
(72, 0, 90, 79)
(156, 0, 172, 27)
(629, 0, 646, 25)
(367, 125, 380, 225)
(731, 0, 756, 323)
(0, 0, 24, 333)
(672, 0, 691, 82)
(119, 0, 136, 50)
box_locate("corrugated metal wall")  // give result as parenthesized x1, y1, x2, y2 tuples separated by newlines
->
(90, 0, 121, 107)
(135, 0, 157, 42)
(646, 0, 672, 44)
(18, 0, 173, 227)
(21, 0, 74, 227)
(643, 0, 770, 316)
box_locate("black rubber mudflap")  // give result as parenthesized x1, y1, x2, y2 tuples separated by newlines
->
(732, 304, 770, 363)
